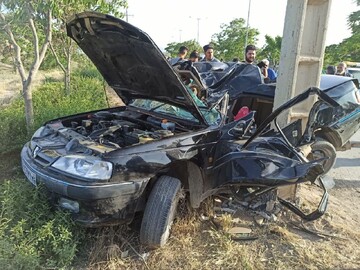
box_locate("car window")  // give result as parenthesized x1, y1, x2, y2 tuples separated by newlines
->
(323, 80, 358, 105)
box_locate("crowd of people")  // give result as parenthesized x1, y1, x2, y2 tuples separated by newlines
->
(168, 43, 278, 83)
(169, 43, 356, 85)
(325, 62, 353, 77)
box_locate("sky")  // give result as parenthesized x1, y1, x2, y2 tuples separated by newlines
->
(125, 0, 358, 51)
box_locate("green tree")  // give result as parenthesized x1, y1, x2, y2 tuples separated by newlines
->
(0, 1, 53, 132)
(210, 18, 259, 61)
(165, 40, 202, 58)
(324, 1, 360, 66)
(257, 35, 282, 67)
(49, 0, 127, 94)
(0, 0, 127, 131)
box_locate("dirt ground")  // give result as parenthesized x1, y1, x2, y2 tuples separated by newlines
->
(0, 68, 63, 107)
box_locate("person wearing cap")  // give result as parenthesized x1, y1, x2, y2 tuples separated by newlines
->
(263, 59, 277, 82)
(189, 50, 200, 62)
(169, 45, 189, 65)
(200, 44, 220, 62)
(257, 59, 277, 83)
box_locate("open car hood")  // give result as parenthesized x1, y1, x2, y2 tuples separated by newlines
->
(66, 12, 207, 125)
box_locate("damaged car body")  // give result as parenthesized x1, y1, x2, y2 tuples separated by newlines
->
(21, 12, 343, 248)
(185, 61, 360, 174)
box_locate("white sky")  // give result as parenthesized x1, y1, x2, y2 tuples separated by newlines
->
(125, 0, 358, 51)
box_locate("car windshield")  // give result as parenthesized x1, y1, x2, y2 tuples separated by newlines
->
(322, 80, 359, 105)
(129, 98, 221, 125)
(348, 68, 360, 81)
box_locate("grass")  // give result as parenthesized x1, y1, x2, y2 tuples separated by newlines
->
(0, 68, 359, 269)
(0, 70, 109, 153)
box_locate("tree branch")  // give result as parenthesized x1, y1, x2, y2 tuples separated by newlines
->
(26, 3, 39, 61)
(49, 41, 66, 73)
(0, 12, 27, 83)
(39, 9, 52, 64)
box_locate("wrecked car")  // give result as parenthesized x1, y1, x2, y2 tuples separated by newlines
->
(21, 12, 338, 249)
(187, 62, 360, 174)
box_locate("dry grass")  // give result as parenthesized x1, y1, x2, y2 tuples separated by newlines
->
(80, 186, 360, 270)
(0, 69, 63, 106)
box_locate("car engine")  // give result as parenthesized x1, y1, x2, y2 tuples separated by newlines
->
(44, 110, 176, 152)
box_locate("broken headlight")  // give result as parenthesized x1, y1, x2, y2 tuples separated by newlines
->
(51, 155, 113, 181)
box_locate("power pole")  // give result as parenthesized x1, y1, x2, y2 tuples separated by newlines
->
(244, 0, 252, 50)
(125, 8, 134, 22)
(197, 18, 200, 43)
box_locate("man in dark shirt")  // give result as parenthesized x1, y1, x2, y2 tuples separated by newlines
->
(169, 46, 189, 65)
(200, 44, 220, 62)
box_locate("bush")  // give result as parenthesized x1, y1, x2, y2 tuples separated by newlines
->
(0, 179, 85, 269)
(0, 72, 109, 152)
(0, 69, 110, 268)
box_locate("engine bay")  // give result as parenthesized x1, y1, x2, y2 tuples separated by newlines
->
(46, 109, 179, 151)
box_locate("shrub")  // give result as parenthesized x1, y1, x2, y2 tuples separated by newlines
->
(0, 179, 85, 269)
(0, 72, 109, 152)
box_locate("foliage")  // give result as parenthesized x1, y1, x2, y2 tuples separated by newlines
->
(0, 71, 108, 152)
(0, 0, 128, 71)
(211, 18, 259, 61)
(257, 35, 282, 67)
(0, 1, 60, 65)
(48, 0, 128, 71)
(0, 179, 85, 269)
(165, 40, 203, 58)
(324, 2, 360, 66)
(348, 9, 360, 35)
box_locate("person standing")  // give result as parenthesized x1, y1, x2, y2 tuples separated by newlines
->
(169, 45, 189, 66)
(244, 44, 256, 64)
(336, 62, 353, 77)
(189, 50, 200, 62)
(326, 65, 336, 75)
(257, 59, 277, 83)
(200, 44, 220, 62)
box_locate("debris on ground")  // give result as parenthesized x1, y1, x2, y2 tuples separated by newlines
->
(203, 190, 286, 240)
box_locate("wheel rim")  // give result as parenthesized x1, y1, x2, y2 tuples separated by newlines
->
(312, 149, 332, 172)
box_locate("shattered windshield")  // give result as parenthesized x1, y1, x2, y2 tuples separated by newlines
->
(129, 99, 221, 125)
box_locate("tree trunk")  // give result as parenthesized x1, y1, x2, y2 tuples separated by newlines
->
(1, 8, 52, 133)
(65, 43, 72, 95)
(23, 82, 34, 129)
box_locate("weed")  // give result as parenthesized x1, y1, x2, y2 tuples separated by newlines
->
(0, 179, 85, 269)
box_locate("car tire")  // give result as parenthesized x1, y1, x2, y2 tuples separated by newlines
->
(308, 138, 337, 175)
(140, 176, 182, 249)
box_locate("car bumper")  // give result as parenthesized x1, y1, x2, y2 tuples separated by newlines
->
(21, 144, 149, 226)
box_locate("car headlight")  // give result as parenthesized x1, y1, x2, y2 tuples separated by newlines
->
(51, 155, 113, 181)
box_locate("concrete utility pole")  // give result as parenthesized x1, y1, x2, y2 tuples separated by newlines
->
(275, 0, 332, 199)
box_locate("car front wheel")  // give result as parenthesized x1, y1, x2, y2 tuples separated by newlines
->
(308, 138, 337, 175)
(140, 176, 182, 249)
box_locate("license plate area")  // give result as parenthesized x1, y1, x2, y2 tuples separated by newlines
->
(23, 161, 37, 186)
